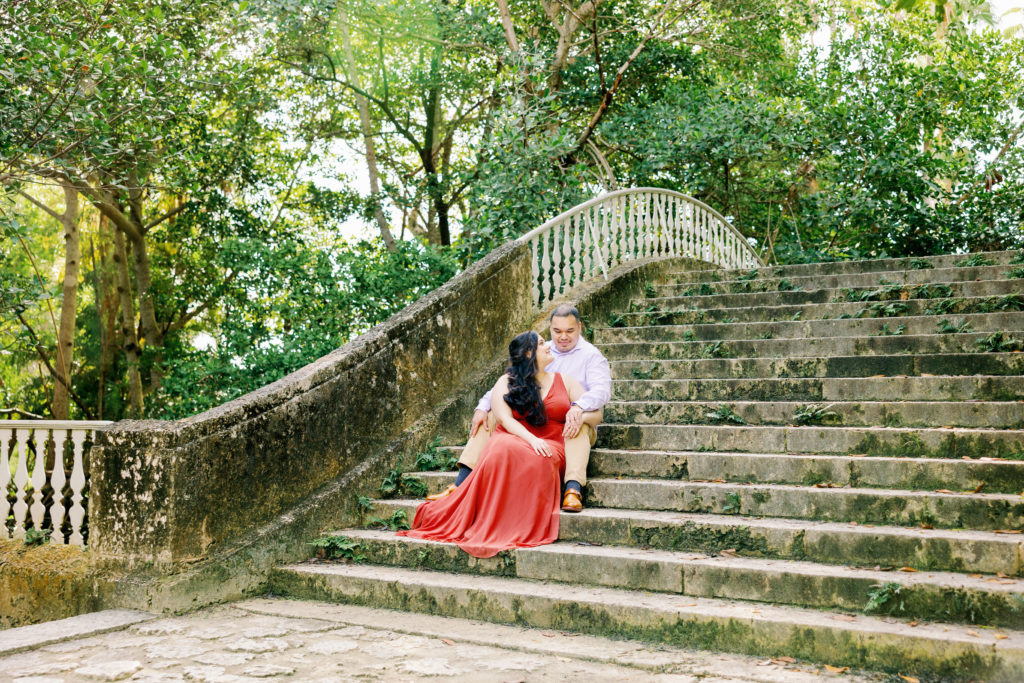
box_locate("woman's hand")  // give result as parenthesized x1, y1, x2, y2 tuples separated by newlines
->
(526, 435, 552, 458)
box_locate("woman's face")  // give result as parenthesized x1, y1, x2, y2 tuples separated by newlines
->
(535, 337, 554, 368)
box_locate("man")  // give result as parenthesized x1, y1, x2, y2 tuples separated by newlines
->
(427, 304, 612, 511)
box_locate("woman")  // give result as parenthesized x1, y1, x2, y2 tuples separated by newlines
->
(398, 331, 585, 558)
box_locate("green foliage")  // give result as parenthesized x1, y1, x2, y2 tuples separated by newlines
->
(776, 278, 797, 291)
(701, 341, 727, 358)
(722, 492, 742, 513)
(908, 258, 934, 270)
(23, 527, 50, 547)
(367, 509, 410, 531)
(631, 365, 663, 380)
(924, 298, 962, 315)
(682, 330, 697, 342)
(975, 332, 1024, 353)
(936, 319, 973, 334)
(864, 582, 905, 614)
(310, 535, 365, 562)
(911, 284, 953, 299)
(356, 496, 374, 513)
(1005, 267, 1024, 279)
(794, 404, 841, 426)
(705, 404, 746, 425)
(875, 323, 906, 336)
(413, 437, 456, 472)
(858, 301, 910, 318)
(608, 313, 627, 328)
(644, 282, 658, 298)
(957, 254, 995, 267)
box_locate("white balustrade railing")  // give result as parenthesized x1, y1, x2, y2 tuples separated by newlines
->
(1, 420, 111, 546)
(517, 188, 764, 308)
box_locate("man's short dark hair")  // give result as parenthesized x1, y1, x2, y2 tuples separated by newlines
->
(549, 304, 581, 324)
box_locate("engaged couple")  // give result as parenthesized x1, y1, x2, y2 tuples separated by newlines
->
(398, 304, 612, 558)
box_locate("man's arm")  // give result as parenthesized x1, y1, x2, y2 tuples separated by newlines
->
(574, 353, 612, 412)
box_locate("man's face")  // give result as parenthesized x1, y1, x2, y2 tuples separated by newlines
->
(550, 315, 581, 353)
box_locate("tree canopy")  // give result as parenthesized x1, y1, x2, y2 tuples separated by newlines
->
(2, 0, 1021, 419)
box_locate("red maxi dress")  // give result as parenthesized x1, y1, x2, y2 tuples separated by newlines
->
(398, 373, 570, 558)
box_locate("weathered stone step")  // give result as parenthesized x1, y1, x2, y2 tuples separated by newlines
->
(597, 423, 1024, 460)
(594, 311, 1024, 344)
(604, 399, 1024, 429)
(269, 562, 1024, 680)
(599, 331, 1003, 361)
(645, 277, 1021, 312)
(614, 293, 1024, 326)
(589, 448, 1024, 493)
(409, 471, 1023, 530)
(610, 352, 1024, 380)
(656, 263, 1022, 296)
(330, 529, 1024, 629)
(662, 250, 1022, 284)
(612, 375, 1024, 403)
(372, 500, 1024, 576)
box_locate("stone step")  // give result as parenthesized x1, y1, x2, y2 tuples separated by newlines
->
(656, 263, 1022, 296)
(596, 423, 1024, 460)
(372, 500, 1024, 577)
(599, 331, 1004, 361)
(330, 529, 1024, 630)
(662, 250, 1022, 284)
(269, 562, 1024, 680)
(612, 375, 1024, 403)
(594, 310, 1024, 344)
(588, 448, 1024, 494)
(604, 399, 1024, 429)
(613, 293, 1024, 326)
(610, 352, 1024, 380)
(644, 277, 1020, 312)
(409, 471, 1024, 530)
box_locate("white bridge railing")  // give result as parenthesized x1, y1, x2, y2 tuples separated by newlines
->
(518, 188, 763, 308)
(1, 420, 111, 546)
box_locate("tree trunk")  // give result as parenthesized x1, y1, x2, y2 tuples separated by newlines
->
(51, 185, 80, 420)
(421, 47, 450, 246)
(113, 228, 144, 417)
(338, 7, 397, 251)
(90, 215, 120, 420)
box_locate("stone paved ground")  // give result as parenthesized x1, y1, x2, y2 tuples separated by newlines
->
(0, 598, 888, 682)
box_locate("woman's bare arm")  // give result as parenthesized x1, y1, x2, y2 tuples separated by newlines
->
(491, 375, 553, 457)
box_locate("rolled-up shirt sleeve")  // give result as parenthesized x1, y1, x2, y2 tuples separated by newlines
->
(575, 353, 611, 412)
(475, 389, 493, 413)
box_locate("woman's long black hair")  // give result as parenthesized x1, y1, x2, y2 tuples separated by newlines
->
(503, 331, 547, 426)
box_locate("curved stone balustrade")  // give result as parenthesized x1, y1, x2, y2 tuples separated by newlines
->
(519, 188, 762, 309)
(0, 420, 111, 545)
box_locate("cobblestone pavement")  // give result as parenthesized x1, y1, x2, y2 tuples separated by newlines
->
(1, 598, 885, 682)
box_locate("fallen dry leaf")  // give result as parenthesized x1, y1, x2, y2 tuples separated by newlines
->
(870, 374, 887, 378)
(920, 523, 934, 529)
(972, 483, 986, 493)
(441, 638, 455, 646)
(907, 621, 919, 627)
(961, 456, 973, 460)
(899, 675, 920, 683)
(832, 614, 857, 622)
(541, 631, 557, 637)
(997, 572, 1011, 578)
(970, 574, 983, 579)
(993, 530, 1022, 534)
(719, 548, 739, 557)
(995, 634, 1008, 640)
(898, 566, 919, 572)
(849, 453, 867, 457)
(772, 656, 797, 665)
(920, 373, 934, 377)
(825, 665, 850, 673)
(967, 630, 979, 637)
(933, 489, 957, 494)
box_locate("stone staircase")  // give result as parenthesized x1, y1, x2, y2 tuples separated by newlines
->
(270, 250, 1024, 681)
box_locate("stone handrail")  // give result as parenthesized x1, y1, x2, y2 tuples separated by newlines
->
(1, 420, 112, 546)
(518, 188, 763, 309)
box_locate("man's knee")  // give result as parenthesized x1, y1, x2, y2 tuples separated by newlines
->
(459, 411, 496, 468)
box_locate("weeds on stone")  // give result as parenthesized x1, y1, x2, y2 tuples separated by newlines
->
(737, 269, 760, 282)
(1011, 251, 1024, 265)
(681, 283, 715, 297)
(794, 404, 841, 426)
(790, 311, 803, 321)
(874, 323, 906, 336)
(777, 278, 797, 291)
(857, 301, 909, 318)
(367, 509, 410, 531)
(924, 298, 962, 316)
(720, 316, 737, 324)
(722, 492, 742, 513)
(758, 331, 774, 339)
(683, 330, 697, 342)
(911, 283, 952, 299)
(864, 582, 905, 614)
(976, 294, 1024, 312)
(644, 282, 657, 297)
(958, 254, 995, 268)
(632, 365, 663, 380)
(705, 404, 746, 425)
(936, 319, 974, 334)
(414, 436, 456, 471)
(356, 495, 374, 513)
(310, 535, 365, 562)
(841, 283, 904, 303)
(975, 332, 1024, 353)
(608, 313, 627, 328)
(379, 456, 429, 498)
(701, 341, 726, 358)
(909, 258, 934, 270)
(23, 527, 50, 547)
(1005, 266, 1024, 279)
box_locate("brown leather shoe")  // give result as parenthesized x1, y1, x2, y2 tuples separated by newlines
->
(561, 489, 583, 512)
(426, 484, 457, 501)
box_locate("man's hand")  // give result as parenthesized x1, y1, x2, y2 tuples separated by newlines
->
(469, 409, 489, 437)
(563, 404, 584, 439)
